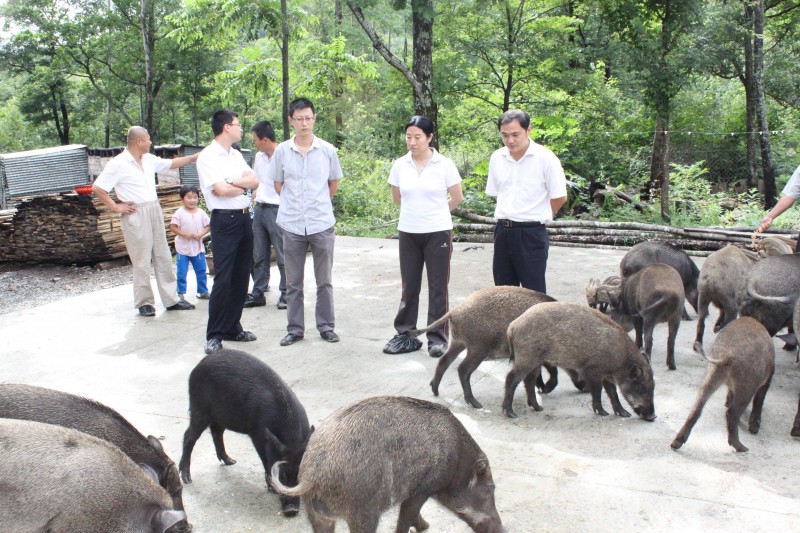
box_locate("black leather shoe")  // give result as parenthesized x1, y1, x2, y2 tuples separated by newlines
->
(204, 338, 223, 354)
(320, 330, 340, 343)
(138, 305, 156, 317)
(225, 331, 257, 342)
(244, 293, 267, 308)
(383, 333, 422, 354)
(276, 294, 287, 310)
(280, 333, 304, 346)
(167, 300, 195, 311)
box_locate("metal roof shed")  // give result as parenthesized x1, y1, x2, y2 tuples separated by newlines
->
(0, 144, 90, 209)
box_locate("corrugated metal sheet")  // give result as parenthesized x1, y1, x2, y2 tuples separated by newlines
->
(0, 145, 89, 209)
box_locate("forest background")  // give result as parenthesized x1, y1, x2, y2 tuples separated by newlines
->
(2, 0, 800, 236)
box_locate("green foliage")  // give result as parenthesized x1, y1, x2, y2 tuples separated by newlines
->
(333, 151, 398, 237)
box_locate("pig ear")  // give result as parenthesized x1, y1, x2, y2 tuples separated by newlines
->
(474, 459, 490, 475)
(138, 463, 160, 483)
(150, 508, 186, 533)
(264, 428, 287, 455)
(147, 435, 165, 454)
(629, 364, 644, 380)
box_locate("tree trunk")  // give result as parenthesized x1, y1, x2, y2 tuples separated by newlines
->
(411, 3, 438, 146)
(347, 1, 439, 144)
(753, 0, 776, 208)
(648, 116, 671, 222)
(140, 0, 156, 134)
(334, 0, 344, 148)
(742, 2, 758, 189)
(281, 0, 290, 140)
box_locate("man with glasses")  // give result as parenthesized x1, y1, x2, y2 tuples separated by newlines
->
(269, 97, 343, 346)
(486, 109, 567, 294)
(197, 109, 260, 354)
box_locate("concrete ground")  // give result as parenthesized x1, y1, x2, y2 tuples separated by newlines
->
(2, 236, 799, 533)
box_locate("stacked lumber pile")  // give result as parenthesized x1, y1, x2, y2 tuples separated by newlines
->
(0, 185, 182, 264)
(452, 208, 797, 257)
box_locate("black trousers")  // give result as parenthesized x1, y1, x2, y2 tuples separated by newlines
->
(393, 230, 452, 345)
(492, 223, 549, 294)
(207, 212, 254, 341)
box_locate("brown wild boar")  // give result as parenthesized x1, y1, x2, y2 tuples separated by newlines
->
(671, 317, 774, 452)
(409, 286, 571, 408)
(0, 418, 187, 533)
(692, 245, 757, 354)
(609, 263, 685, 370)
(271, 396, 505, 533)
(504, 302, 656, 420)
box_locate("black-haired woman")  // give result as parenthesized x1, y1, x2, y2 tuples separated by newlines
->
(383, 116, 464, 357)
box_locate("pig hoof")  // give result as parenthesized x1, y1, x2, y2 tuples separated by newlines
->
(616, 409, 631, 418)
(667, 364, 676, 371)
(670, 438, 684, 450)
(281, 505, 300, 517)
(429, 381, 440, 396)
(692, 342, 704, 354)
(221, 456, 236, 466)
(180, 472, 192, 484)
(731, 442, 749, 453)
(529, 402, 543, 412)
(593, 408, 609, 416)
(466, 397, 483, 409)
(504, 408, 518, 419)
(748, 421, 761, 434)
(791, 426, 800, 437)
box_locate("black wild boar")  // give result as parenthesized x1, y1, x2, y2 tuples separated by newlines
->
(179, 349, 312, 517)
(0, 383, 186, 517)
(504, 302, 656, 420)
(270, 396, 505, 533)
(671, 317, 774, 452)
(608, 263, 685, 370)
(620, 240, 700, 318)
(693, 245, 757, 354)
(0, 418, 187, 533)
(738, 254, 800, 336)
(408, 286, 571, 408)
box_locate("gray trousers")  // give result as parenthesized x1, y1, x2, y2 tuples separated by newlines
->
(283, 226, 335, 335)
(252, 203, 285, 296)
(119, 201, 179, 309)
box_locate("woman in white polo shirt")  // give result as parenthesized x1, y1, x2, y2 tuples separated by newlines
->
(383, 116, 464, 357)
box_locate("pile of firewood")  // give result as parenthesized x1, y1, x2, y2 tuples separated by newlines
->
(452, 208, 797, 257)
(0, 185, 182, 264)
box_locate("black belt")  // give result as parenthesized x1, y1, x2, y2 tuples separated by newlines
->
(255, 203, 279, 208)
(498, 219, 543, 228)
(212, 208, 249, 215)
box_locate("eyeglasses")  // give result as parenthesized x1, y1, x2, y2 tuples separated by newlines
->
(228, 122, 242, 128)
(292, 115, 315, 123)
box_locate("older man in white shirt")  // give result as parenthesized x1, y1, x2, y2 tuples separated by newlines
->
(486, 109, 567, 294)
(196, 109, 260, 354)
(92, 126, 197, 317)
(270, 98, 343, 347)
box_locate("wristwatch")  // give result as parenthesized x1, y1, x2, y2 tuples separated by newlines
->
(224, 178, 234, 185)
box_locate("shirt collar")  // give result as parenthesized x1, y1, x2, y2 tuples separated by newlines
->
(289, 135, 320, 152)
(500, 139, 536, 161)
(402, 148, 443, 164)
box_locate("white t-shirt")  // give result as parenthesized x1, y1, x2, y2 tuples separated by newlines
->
(94, 149, 172, 204)
(388, 149, 462, 233)
(196, 140, 252, 211)
(253, 151, 280, 205)
(486, 140, 567, 223)
(782, 164, 800, 200)
(171, 206, 210, 257)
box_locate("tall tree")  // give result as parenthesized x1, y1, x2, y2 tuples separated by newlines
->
(597, 0, 702, 221)
(347, 0, 439, 143)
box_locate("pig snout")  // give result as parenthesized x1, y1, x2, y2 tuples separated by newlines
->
(634, 405, 657, 421)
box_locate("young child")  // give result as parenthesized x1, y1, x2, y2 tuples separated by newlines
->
(170, 185, 211, 300)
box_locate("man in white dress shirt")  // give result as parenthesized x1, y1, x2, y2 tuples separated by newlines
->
(485, 109, 567, 294)
(92, 126, 197, 317)
(196, 109, 260, 354)
(244, 120, 287, 310)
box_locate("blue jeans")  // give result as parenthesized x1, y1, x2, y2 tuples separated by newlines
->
(176, 252, 208, 295)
